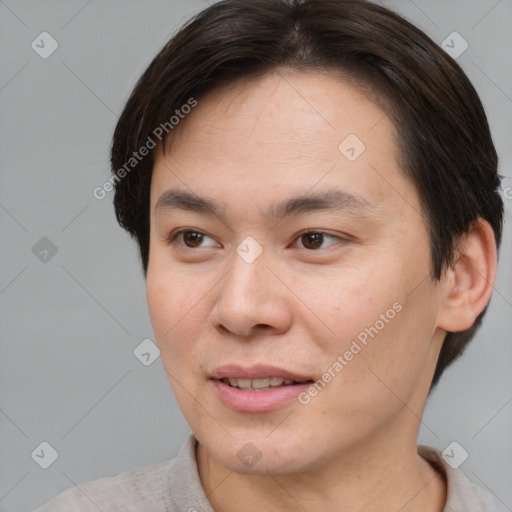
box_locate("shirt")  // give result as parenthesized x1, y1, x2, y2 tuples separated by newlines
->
(33, 435, 498, 511)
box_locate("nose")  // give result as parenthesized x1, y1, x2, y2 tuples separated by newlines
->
(210, 248, 293, 338)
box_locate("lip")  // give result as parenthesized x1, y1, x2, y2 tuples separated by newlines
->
(210, 364, 313, 382)
(210, 364, 314, 413)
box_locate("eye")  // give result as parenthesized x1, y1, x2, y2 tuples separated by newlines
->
(166, 229, 219, 249)
(166, 228, 345, 251)
(292, 230, 343, 250)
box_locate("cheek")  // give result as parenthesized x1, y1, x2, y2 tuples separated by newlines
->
(146, 269, 208, 360)
(325, 285, 438, 421)
(309, 262, 399, 348)
(311, 257, 433, 392)
(146, 275, 179, 338)
(146, 272, 211, 420)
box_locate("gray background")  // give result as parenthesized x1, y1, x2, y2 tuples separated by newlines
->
(0, 0, 510, 510)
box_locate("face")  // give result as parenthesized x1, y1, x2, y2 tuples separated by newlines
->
(146, 69, 447, 475)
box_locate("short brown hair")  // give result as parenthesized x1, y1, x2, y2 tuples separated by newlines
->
(110, 0, 504, 390)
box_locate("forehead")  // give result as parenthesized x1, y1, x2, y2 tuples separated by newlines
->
(150, 69, 415, 219)
(164, 70, 393, 158)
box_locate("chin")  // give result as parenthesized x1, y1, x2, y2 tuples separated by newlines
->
(196, 426, 326, 475)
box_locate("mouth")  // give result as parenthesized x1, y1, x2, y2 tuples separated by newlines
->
(219, 377, 312, 391)
(210, 365, 315, 412)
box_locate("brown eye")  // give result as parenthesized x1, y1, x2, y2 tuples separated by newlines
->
(294, 231, 342, 251)
(301, 232, 324, 249)
(166, 228, 218, 249)
(182, 231, 204, 248)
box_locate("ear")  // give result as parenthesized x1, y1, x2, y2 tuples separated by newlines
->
(437, 219, 498, 333)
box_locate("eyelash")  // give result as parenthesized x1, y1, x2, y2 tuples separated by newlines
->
(166, 228, 345, 252)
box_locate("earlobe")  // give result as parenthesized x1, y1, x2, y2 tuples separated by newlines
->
(437, 219, 497, 333)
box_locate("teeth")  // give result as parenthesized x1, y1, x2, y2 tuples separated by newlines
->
(224, 377, 297, 390)
(252, 378, 271, 389)
(235, 378, 251, 388)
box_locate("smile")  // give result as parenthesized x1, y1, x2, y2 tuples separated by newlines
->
(210, 365, 315, 412)
(220, 377, 306, 391)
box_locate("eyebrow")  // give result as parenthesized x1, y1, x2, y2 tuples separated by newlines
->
(154, 188, 379, 221)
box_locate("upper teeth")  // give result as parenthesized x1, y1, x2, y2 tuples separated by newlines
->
(223, 377, 295, 390)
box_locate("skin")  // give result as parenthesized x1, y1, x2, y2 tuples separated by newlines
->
(146, 69, 497, 512)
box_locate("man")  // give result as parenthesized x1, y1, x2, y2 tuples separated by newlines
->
(35, 0, 504, 510)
